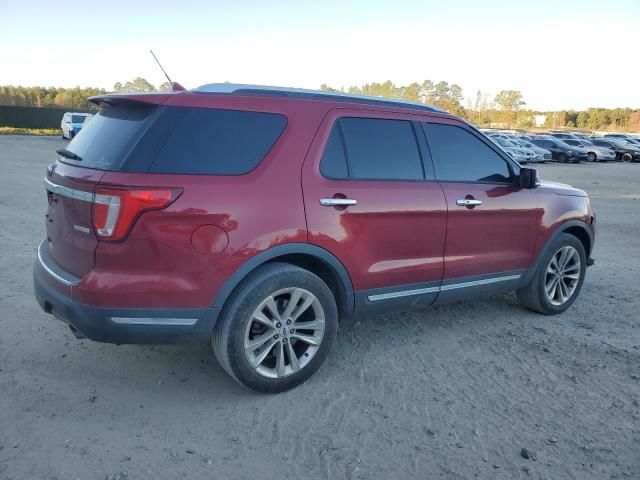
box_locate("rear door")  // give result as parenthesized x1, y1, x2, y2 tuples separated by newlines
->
(302, 109, 447, 310)
(421, 120, 539, 297)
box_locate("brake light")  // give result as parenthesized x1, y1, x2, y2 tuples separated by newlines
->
(92, 187, 181, 241)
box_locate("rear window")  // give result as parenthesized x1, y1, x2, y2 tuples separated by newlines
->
(71, 115, 88, 123)
(63, 105, 287, 174)
(64, 105, 157, 170)
(148, 108, 287, 175)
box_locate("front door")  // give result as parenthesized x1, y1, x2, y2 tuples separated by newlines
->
(302, 110, 448, 313)
(421, 121, 540, 300)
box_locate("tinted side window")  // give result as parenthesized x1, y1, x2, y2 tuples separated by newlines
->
(320, 124, 349, 179)
(422, 123, 512, 183)
(149, 108, 287, 175)
(336, 118, 423, 180)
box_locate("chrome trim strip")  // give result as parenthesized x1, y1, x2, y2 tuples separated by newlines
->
(37, 241, 80, 286)
(368, 286, 439, 302)
(367, 273, 522, 302)
(110, 317, 198, 326)
(44, 177, 94, 202)
(73, 225, 91, 234)
(440, 274, 522, 292)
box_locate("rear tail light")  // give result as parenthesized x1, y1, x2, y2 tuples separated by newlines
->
(92, 187, 182, 241)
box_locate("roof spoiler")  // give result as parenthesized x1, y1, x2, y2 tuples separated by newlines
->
(88, 92, 174, 107)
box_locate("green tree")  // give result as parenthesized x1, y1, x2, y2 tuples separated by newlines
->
(494, 90, 526, 111)
(494, 90, 526, 127)
(113, 77, 156, 93)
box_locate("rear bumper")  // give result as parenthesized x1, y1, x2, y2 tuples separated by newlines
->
(33, 249, 220, 345)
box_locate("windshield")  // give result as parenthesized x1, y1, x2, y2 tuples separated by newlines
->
(609, 139, 635, 148)
(496, 138, 511, 147)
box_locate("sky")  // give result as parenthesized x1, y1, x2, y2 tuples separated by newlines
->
(1, 0, 639, 111)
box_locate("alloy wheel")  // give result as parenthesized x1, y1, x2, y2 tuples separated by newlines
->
(587, 152, 596, 162)
(544, 246, 581, 306)
(244, 287, 325, 378)
(622, 153, 632, 163)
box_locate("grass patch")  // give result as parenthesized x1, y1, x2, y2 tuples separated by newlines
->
(0, 127, 60, 136)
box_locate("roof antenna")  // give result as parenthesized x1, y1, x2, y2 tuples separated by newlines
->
(149, 50, 185, 91)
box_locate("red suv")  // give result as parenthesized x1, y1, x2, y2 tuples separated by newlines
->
(34, 84, 595, 392)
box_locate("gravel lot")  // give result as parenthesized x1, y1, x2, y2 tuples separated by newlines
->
(1, 135, 639, 480)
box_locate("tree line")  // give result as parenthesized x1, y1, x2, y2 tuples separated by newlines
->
(1, 78, 638, 132)
(321, 81, 640, 132)
(0, 78, 170, 111)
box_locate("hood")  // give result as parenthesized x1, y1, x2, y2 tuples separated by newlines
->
(538, 180, 588, 197)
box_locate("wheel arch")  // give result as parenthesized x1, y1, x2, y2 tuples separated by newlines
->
(211, 243, 355, 320)
(523, 220, 593, 285)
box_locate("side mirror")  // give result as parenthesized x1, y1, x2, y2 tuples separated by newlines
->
(519, 167, 537, 189)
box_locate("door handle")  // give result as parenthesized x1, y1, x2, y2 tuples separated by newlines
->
(320, 198, 357, 207)
(456, 199, 483, 207)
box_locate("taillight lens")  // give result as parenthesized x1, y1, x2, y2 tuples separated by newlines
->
(92, 187, 181, 241)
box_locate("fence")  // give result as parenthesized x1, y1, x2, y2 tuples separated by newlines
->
(0, 105, 94, 129)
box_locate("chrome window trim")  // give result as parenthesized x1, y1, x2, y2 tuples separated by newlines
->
(44, 177, 94, 203)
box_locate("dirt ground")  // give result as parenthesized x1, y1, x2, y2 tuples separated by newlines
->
(1, 135, 638, 480)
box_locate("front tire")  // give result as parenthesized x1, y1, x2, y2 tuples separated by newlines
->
(212, 262, 338, 393)
(557, 153, 568, 163)
(622, 152, 633, 163)
(586, 152, 597, 162)
(517, 233, 587, 315)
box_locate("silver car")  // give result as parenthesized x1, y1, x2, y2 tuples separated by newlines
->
(511, 139, 549, 163)
(492, 137, 534, 163)
(562, 139, 617, 162)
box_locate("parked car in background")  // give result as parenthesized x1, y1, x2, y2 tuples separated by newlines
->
(530, 138, 587, 163)
(492, 137, 535, 163)
(603, 133, 632, 139)
(549, 132, 582, 141)
(570, 133, 594, 142)
(34, 83, 595, 392)
(511, 139, 551, 162)
(621, 137, 640, 147)
(61, 112, 92, 140)
(590, 138, 640, 162)
(562, 139, 617, 162)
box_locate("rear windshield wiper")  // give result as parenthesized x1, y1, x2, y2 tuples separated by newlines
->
(56, 148, 82, 161)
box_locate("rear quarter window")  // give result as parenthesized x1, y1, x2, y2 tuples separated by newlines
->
(148, 108, 287, 175)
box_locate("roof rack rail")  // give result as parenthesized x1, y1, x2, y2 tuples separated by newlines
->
(192, 83, 447, 113)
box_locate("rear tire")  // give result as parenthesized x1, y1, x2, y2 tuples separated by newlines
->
(557, 153, 568, 163)
(622, 152, 633, 163)
(586, 152, 597, 162)
(212, 262, 338, 393)
(517, 233, 587, 315)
